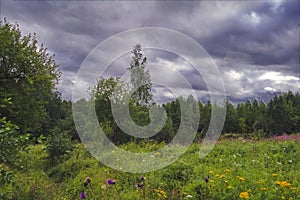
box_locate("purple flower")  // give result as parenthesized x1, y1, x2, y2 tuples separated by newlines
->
(205, 176, 209, 183)
(136, 182, 144, 189)
(85, 177, 91, 183)
(107, 179, 116, 185)
(80, 192, 86, 199)
(140, 176, 146, 181)
(83, 182, 89, 187)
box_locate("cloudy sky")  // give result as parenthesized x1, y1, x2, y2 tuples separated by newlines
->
(1, 0, 299, 104)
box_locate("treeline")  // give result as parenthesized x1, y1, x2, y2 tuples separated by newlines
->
(222, 91, 300, 135)
(90, 76, 300, 145)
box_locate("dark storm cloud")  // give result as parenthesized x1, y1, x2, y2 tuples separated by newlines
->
(1, 0, 299, 102)
(200, 0, 299, 73)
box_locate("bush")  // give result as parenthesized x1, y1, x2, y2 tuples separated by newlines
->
(46, 127, 73, 165)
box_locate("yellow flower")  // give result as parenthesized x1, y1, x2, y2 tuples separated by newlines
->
(227, 185, 233, 189)
(261, 187, 267, 191)
(288, 198, 293, 200)
(224, 180, 229, 183)
(280, 181, 291, 188)
(219, 175, 224, 179)
(275, 181, 281, 185)
(239, 177, 246, 181)
(154, 189, 167, 199)
(239, 192, 249, 199)
(215, 173, 220, 177)
(225, 169, 231, 173)
(209, 170, 214, 174)
(272, 174, 277, 177)
(281, 196, 285, 199)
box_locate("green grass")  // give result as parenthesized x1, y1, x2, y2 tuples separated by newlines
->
(1, 138, 299, 199)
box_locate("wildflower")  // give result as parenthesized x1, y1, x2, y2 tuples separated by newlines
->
(261, 187, 267, 191)
(225, 169, 230, 173)
(154, 189, 167, 199)
(80, 192, 86, 199)
(280, 181, 291, 188)
(186, 194, 193, 198)
(140, 176, 146, 181)
(205, 177, 209, 182)
(224, 180, 228, 183)
(85, 177, 91, 183)
(272, 174, 277, 177)
(239, 177, 245, 181)
(83, 181, 89, 187)
(239, 192, 249, 199)
(209, 170, 214, 174)
(275, 181, 281, 185)
(136, 182, 144, 189)
(107, 179, 116, 185)
(227, 185, 233, 189)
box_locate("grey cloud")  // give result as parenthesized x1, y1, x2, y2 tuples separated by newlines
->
(1, 0, 298, 103)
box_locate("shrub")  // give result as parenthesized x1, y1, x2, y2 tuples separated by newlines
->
(46, 127, 73, 165)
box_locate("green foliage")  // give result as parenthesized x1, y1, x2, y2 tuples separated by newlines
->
(0, 116, 28, 165)
(43, 92, 77, 140)
(127, 44, 153, 107)
(46, 128, 73, 165)
(0, 18, 60, 137)
(268, 91, 299, 134)
(223, 99, 238, 133)
(93, 76, 128, 123)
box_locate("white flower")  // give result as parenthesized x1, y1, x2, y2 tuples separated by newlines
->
(186, 195, 193, 198)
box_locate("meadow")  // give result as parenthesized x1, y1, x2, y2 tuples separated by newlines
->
(1, 134, 299, 200)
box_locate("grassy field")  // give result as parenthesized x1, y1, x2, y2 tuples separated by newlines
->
(1, 135, 299, 199)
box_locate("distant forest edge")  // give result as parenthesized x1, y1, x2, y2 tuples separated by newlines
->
(1, 19, 299, 149)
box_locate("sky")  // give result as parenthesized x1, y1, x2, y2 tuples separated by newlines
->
(1, 0, 299, 104)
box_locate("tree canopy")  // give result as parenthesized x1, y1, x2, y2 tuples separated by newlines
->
(0, 19, 60, 135)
